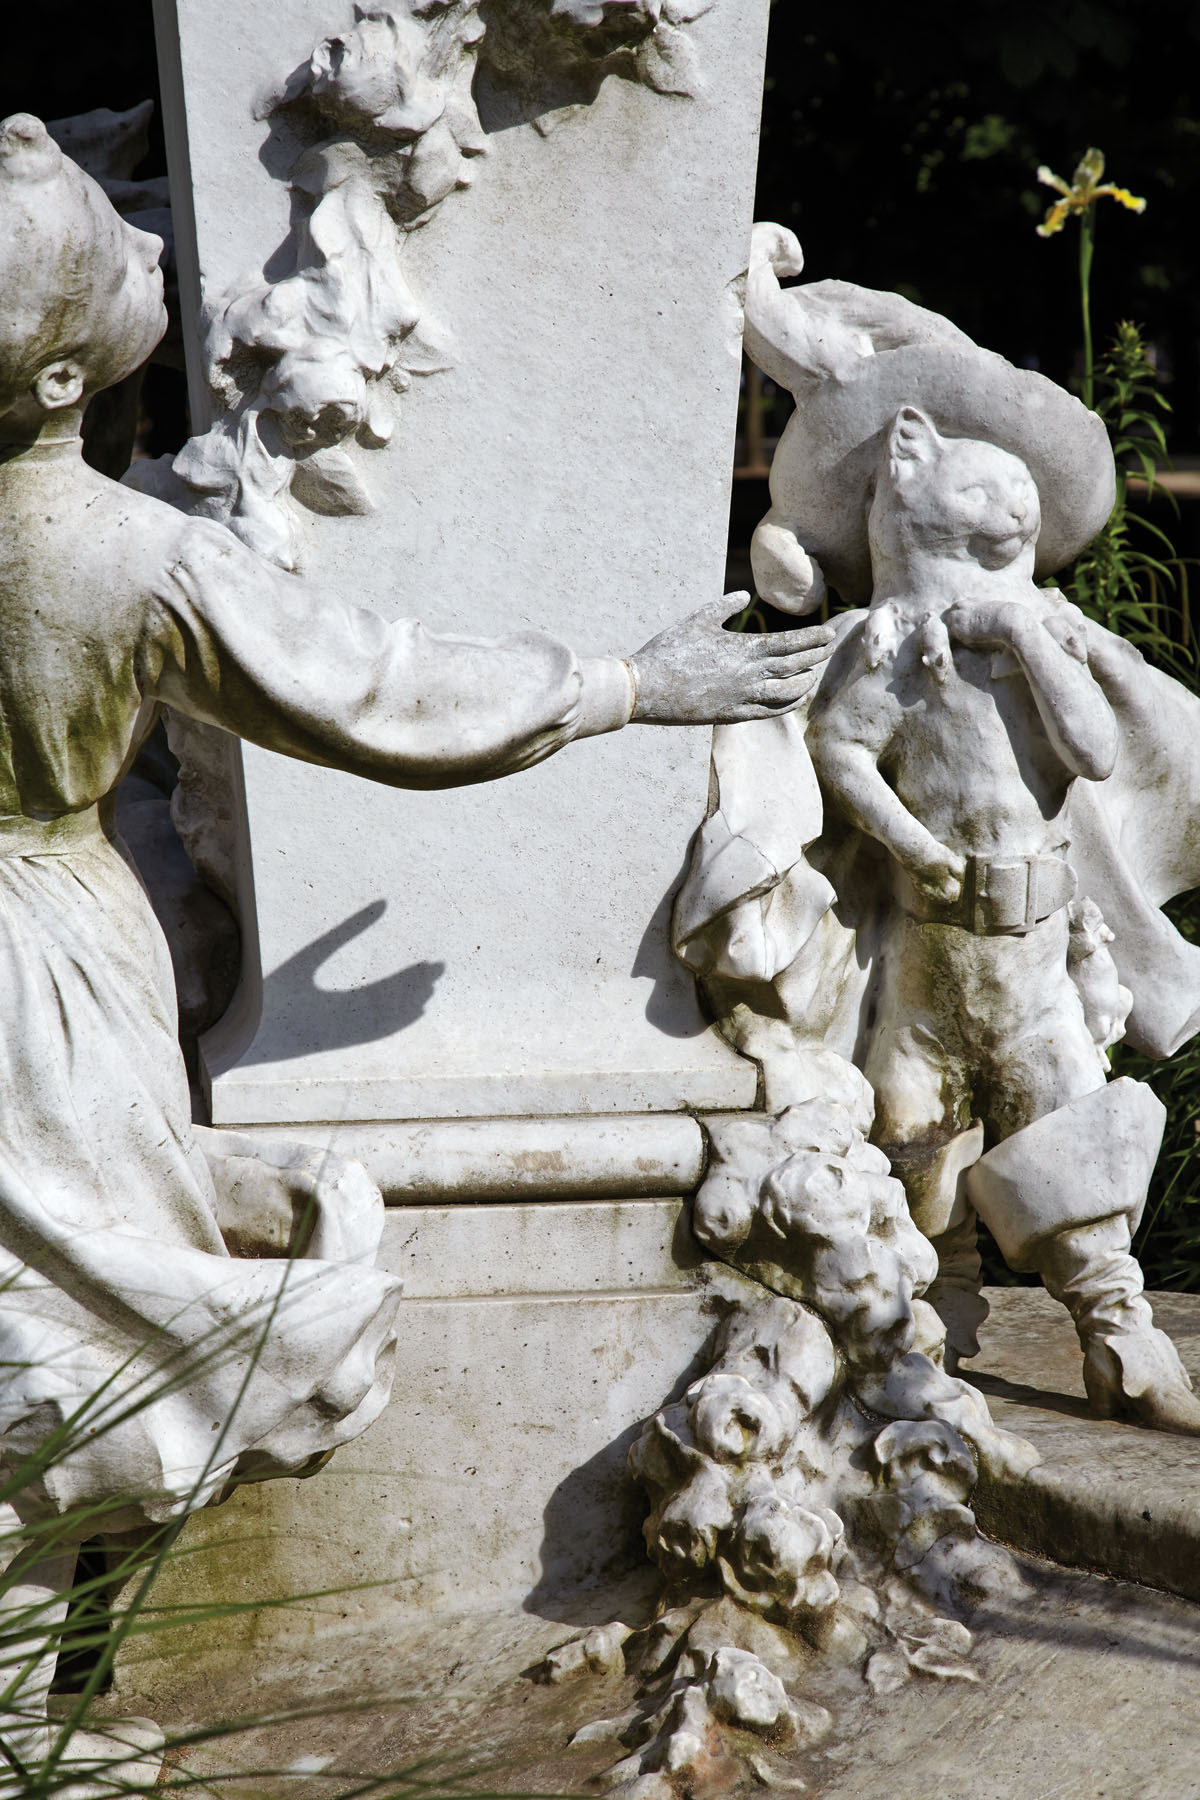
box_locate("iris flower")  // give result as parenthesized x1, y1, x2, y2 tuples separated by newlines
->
(1036, 148, 1146, 238)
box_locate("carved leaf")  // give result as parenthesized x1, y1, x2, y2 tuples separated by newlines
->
(394, 315, 455, 377)
(638, 23, 703, 95)
(291, 447, 376, 516)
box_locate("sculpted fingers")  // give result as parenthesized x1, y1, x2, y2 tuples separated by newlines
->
(714, 592, 752, 625)
(627, 599, 833, 724)
(760, 645, 835, 678)
(754, 669, 820, 710)
(760, 622, 836, 653)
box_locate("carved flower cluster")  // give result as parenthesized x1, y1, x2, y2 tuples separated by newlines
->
(486, 0, 710, 100)
(694, 1095, 939, 1376)
(567, 1059, 1033, 1793)
(691, 1076, 1037, 1481)
(592, 1644, 831, 1798)
(630, 1296, 847, 1633)
(127, 0, 709, 567)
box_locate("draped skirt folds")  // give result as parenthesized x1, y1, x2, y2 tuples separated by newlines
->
(0, 809, 400, 1527)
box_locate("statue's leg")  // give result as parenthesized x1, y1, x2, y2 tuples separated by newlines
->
(924, 1205, 988, 1373)
(0, 1518, 166, 1794)
(1038, 1216, 1200, 1434)
(864, 919, 984, 1366)
(972, 946, 1200, 1429)
(967, 1080, 1200, 1436)
(0, 1508, 75, 1787)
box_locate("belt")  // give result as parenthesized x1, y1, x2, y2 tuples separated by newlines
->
(900, 848, 1077, 936)
(0, 805, 105, 857)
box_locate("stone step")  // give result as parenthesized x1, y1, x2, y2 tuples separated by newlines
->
(969, 1286, 1200, 1602)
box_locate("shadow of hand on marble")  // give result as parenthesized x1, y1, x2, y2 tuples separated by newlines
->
(240, 899, 445, 1063)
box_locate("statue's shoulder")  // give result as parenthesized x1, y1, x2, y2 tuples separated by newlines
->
(0, 455, 203, 625)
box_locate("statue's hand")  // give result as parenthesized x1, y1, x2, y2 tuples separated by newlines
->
(629, 595, 835, 725)
(946, 599, 1031, 653)
(906, 840, 966, 905)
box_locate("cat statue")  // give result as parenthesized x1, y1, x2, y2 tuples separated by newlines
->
(802, 404, 1200, 1429)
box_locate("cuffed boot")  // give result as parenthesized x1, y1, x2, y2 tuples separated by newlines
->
(1036, 1214, 1200, 1435)
(965, 1078, 1200, 1433)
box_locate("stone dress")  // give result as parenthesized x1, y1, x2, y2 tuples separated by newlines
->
(0, 440, 631, 1527)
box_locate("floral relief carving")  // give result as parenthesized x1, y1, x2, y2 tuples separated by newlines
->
(536, 1078, 1035, 1794)
(480, 0, 711, 112)
(128, 0, 707, 567)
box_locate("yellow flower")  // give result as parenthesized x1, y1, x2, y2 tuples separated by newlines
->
(1036, 147, 1146, 237)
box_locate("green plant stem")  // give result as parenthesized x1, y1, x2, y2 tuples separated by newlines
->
(1079, 205, 1095, 409)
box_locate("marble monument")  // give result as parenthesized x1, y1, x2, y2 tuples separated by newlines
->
(2, 6, 1200, 1796)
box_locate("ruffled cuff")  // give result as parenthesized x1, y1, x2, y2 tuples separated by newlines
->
(575, 656, 637, 738)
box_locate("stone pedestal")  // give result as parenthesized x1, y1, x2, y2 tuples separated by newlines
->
(153, 0, 770, 1162)
(112, 1279, 1200, 1800)
(111, 1198, 715, 1702)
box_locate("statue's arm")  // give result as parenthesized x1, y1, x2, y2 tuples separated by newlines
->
(808, 659, 964, 902)
(145, 523, 831, 789)
(949, 599, 1118, 783)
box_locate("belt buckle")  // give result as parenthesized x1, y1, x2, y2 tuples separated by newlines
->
(967, 853, 1035, 935)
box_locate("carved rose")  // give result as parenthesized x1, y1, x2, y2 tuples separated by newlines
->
(648, 1462, 736, 1575)
(689, 1372, 797, 1465)
(719, 1492, 842, 1622)
(285, 3, 483, 142)
(706, 1647, 792, 1735)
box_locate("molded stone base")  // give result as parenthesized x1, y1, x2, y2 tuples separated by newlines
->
(110, 1199, 714, 1706)
(106, 1247, 1200, 1798)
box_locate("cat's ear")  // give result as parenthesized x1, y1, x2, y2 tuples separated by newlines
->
(888, 406, 940, 470)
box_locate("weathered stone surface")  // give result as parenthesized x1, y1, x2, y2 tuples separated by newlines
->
(111, 1199, 716, 1703)
(252, 1111, 707, 1202)
(156, 0, 778, 1133)
(120, 1554, 1200, 1800)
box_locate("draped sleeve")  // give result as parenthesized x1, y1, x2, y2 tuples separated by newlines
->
(139, 518, 633, 789)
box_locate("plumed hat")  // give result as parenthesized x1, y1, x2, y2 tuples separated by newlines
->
(745, 252, 1116, 604)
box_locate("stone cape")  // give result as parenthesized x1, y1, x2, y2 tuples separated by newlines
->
(0, 445, 632, 1527)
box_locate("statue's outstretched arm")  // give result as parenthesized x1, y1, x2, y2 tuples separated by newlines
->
(146, 521, 832, 790)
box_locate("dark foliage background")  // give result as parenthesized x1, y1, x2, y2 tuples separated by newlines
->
(757, 0, 1200, 447)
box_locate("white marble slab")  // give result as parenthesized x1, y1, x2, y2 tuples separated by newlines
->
(154, 0, 769, 1131)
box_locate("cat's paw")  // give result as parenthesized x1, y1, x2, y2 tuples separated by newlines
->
(909, 846, 966, 906)
(1041, 598, 1090, 662)
(946, 599, 1030, 653)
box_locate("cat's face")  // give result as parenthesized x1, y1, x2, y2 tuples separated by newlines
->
(869, 406, 1041, 572)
